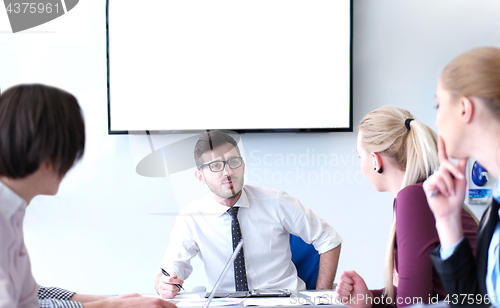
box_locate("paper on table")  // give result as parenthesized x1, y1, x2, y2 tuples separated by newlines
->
(175, 293, 203, 299)
(299, 291, 340, 305)
(300, 291, 337, 298)
(243, 297, 310, 306)
(176, 298, 245, 307)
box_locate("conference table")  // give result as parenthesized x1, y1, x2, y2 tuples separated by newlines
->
(169, 290, 346, 307)
(168, 290, 451, 308)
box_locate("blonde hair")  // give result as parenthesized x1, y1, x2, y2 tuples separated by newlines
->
(442, 46, 500, 119)
(358, 106, 439, 300)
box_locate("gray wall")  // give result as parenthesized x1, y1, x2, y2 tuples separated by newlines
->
(0, 0, 499, 295)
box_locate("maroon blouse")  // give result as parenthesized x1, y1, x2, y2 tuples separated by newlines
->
(370, 182, 478, 308)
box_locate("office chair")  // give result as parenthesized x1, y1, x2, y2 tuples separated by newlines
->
(289, 234, 320, 290)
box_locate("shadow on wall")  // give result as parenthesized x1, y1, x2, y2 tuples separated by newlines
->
(133, 131, 243, 213)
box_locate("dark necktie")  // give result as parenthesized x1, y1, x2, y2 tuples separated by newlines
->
(227, 207, 249, 291)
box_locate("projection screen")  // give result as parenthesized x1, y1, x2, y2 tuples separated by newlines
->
(107, 0, 352, 133)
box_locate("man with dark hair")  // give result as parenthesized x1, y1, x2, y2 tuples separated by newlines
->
(0, 84, 174, 308)
(155, 130, 342, 298)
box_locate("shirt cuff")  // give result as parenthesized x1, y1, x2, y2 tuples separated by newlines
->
(39, 299, 84, 308)
(439, 237, 465, 260)
(38, 286, 76, 300)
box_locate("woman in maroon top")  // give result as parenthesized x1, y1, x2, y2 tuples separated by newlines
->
(335, 106, 478, 308)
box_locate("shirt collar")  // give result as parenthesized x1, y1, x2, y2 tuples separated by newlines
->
(493, 176, 500, 205)
(234, 188, 250, 209)
(0, 180, 28, 220)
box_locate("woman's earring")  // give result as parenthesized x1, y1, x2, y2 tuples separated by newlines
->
(378, 167, 383, 174)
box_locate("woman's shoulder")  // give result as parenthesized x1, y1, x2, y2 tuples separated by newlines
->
(395, 182, 430, 216)
(395, 182, 436, 234)
(397, 182, 425, 199)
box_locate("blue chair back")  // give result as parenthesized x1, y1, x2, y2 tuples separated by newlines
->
(289, 234, 320, 290)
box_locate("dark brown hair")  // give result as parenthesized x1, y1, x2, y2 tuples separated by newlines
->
(194, 130, 239, 168)
(0, 84, 85, 178)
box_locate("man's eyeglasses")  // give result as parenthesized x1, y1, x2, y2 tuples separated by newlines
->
(198, 157, 243, 172)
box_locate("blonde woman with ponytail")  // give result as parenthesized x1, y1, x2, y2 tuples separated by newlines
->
(424, 46, 500, 307)
(336, 106, 478, 308)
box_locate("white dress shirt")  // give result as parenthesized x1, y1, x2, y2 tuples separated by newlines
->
(0, 180, 39, 308)
(486, 216, 500, 307)
(486, 177, 500, 307)
(160, 185, 342, 292)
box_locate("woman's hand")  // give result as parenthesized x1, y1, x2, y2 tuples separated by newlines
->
(335, 270, 373, 308)
(423, 136, 467, 249)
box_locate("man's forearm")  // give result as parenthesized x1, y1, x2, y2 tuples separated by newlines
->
(71, 294, 108, 303)
(316, 244, 341, 290)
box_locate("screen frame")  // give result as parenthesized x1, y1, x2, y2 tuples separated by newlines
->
(106, 0, 353, 135)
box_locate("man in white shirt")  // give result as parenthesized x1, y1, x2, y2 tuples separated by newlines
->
(155, 130, 342, 298)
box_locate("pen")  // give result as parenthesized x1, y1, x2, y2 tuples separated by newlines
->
(430, 188, 440, 197)
(161, 268, 185, 291)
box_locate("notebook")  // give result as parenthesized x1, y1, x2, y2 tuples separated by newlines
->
(203, 239, 291, 307)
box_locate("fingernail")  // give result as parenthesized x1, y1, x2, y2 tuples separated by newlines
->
(457, 173, 464, 179)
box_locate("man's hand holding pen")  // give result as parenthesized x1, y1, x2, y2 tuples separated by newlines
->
(156, 270, 185, 299)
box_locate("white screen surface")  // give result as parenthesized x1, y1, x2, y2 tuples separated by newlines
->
(108, 0, 352, 132)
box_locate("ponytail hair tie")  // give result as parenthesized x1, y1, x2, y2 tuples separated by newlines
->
(405, 118, 414, 130)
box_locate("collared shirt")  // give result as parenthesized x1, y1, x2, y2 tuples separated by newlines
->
(0, 180, 82, 308)
(160, 185, 342, 292)
(0, 180, 39, 308)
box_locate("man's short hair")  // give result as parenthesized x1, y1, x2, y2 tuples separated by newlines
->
(194, 130, 240, 168)
(0, 84, 85, 179)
